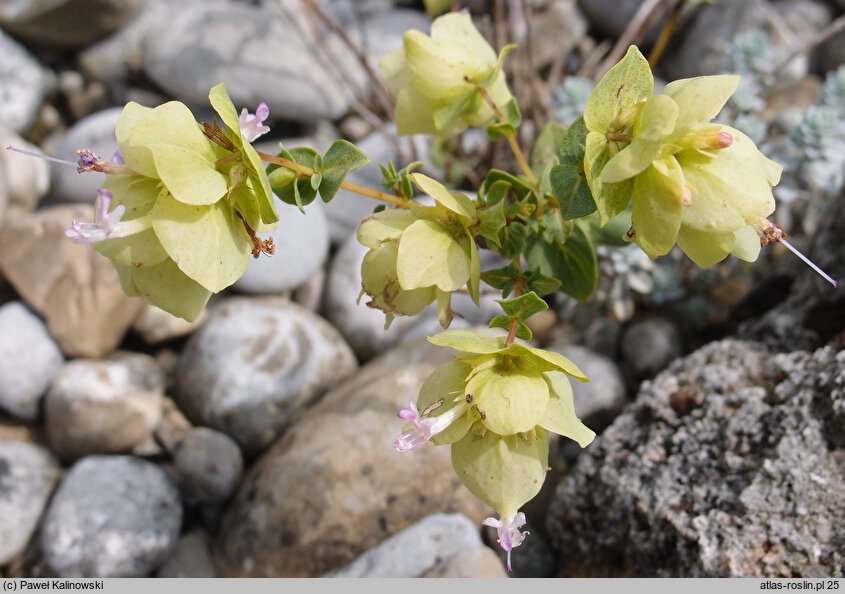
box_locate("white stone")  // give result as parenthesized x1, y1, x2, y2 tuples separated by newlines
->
(0, 302, 63, 421)
(0, 29, 44, 133)
(235, 199, 329, 294)
(0, 127, 50, 213)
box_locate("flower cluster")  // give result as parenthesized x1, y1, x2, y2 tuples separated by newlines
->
(379, 12, 514, 136)
(67, 83, 278, 321)
(584, 46, 782, 267)
(393, 329, 595, 570)
(357, 173, 479, 328)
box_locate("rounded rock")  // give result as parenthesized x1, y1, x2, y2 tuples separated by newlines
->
(45, 353, 164, 462)
(172, 427, 243, 505)
(621, 317, 682, 378)
(215, 337, 487, 577)
(40, 455, 182, 577)
(0, 302, 64, 421)
(176, 297, 357, 454)
(0, 30, 44, 133)
(235, 199, 329, 294)
(0, 127, 50, 213)
(0, 442, 61, 565)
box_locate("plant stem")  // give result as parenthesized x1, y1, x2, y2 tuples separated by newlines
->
(648, 0, 685, 68)
(476, 85, 539, 190)
(606, 133, 632, 142)
(504, 257, 525, 347)
(256, 151, 409, 208)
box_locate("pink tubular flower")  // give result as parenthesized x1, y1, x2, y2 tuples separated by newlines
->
(238, 102, 271, 142)
(483, 512, 529, 572)
(393, 401, 437, 453)
(65, 189, 125, 245)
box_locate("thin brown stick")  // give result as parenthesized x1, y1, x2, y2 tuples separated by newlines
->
(769, 12, 845, 75)
(476, 85, 539, 188)
(648, 0, 685, 67)
(303, 0, 395, 114)
(594, 0, 665, 80)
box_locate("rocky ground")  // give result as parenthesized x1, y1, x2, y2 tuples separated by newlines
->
(0, 0, 844, 579)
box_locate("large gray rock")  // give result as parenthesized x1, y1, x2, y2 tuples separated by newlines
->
(49, 107, 121, 203)
(141, 2, 361, 122)
(547, 340, 845, 577)
(0, 442, 61, 566)
(0, 30, 44, 133)
(0, 302, 63, 421)
(0, 205, 146, 358)
(235, 199, 329, 294)
(40, 456, 182, 577)
(327, 514, 494, 578)
(44, 353, 164, 462)
(214, 337, 487, 577)
(176, 297, 357, 454)
(621, 316, 682, 378)
(0, 0, 141, 48)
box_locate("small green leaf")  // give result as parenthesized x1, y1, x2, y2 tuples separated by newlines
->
(477, 200, 507, 247)
(480, 169, 534, 204)
(319, 140, 370, 203)
(524, 221, 597, 301)
(480, 263, 519, 297)
(525, 270, 561, 296)
(496, 291, 548, 321)
(310, 172, 323, 191)
(499, 221, 528, 259)
(550, 117, 597, 220)
(505, 344, 588, 381)
(486, 98, 522, 140)
(272, 147, 319, 209)
(488, 315, 532, 340)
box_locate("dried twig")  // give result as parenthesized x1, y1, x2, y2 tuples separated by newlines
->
(594, 0, 666, 80)
(769, 12, 845, 76)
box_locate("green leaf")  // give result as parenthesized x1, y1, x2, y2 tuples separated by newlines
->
(480, 169, 534, 204)
(428, 329, 506, 354)
(496, 291, 548, 321)
(584, 45, 653, 134)
(467, 367, 549, 435)
(208, 83, 241, 142)
(480, 263, 519, 297)
(310, 172, 323, 191)
(477, 200, 507, 247)
(132, 258, 212, 322)
(272, 147, 319, 209)
(319, 140, 370, 203)
(411, 173, 476, 222)
(524, 221, 597, 301)
(550, 118, 597, 220)
(397, 219, 470, 291)
(499, 221, 527, 259)
(452, 426, 549, 517)
(486, 98, 522, 140)
(151, 192, 251, 293)
(489, 315, 532, 340)
(525, 270, 561, 296)
(531, 121, 567, 179)
(540, 372, 595, 447)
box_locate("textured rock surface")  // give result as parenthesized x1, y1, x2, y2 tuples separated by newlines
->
(214, 337, 488, 577)
(176, 297, 357, 454)
(327, 514, 488, 578)
(172, 427, 243, 505)
(0, 205, 145, 358)
(0, 0, 140, 48)
(0, 30, 44, 133)
(547, 340, 845, 577)
(141, 2, 361, 121)
(44, 353, 163, 461)
(40, 456, 182, 577)
(0, 302, 63, 421)
(0, 442, 61, 565)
